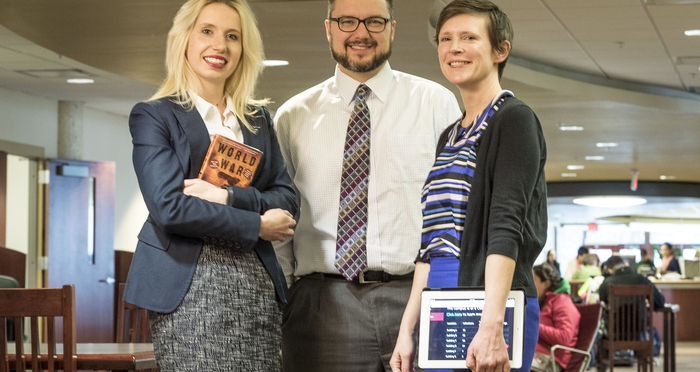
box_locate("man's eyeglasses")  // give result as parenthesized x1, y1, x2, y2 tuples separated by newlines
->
(329, 17, 391, 33)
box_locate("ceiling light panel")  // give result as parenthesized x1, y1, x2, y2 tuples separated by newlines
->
(262, 60, 289, 67)
(67, 78, 94, 84)
(15, 68, 93, 79)
(559, 125, 584, 131)
(573, 196, 647, 208)
(646, 0, 700, 4)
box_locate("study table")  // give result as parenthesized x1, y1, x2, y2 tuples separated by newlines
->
(7, 342, 155, 371)
(651, 279, 697, 342)
(659, 304, 680, 372)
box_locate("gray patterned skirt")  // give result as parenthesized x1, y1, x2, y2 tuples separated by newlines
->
(149, 243, 282, 371)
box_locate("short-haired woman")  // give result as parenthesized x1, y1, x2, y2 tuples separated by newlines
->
(390, 1, 547, 371)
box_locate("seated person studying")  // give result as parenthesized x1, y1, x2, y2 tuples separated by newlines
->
(598, 255, 665, 339)
(532, 264, 580, 372)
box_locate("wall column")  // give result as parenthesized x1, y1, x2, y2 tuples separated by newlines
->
(58, 101, 83, 160)
(0, 151, 6, 246)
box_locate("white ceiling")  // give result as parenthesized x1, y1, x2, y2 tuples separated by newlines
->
(1, 0, 699, 224)
(498, 0, 700, 90)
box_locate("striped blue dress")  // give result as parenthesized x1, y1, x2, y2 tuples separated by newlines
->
(419, 91, 513, 262)
(417, 91, 539, 372)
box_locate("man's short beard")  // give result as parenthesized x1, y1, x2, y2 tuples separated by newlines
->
(330, 38, 393, 73)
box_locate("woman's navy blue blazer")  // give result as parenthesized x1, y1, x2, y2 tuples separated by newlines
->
(123, 97, 297, 313)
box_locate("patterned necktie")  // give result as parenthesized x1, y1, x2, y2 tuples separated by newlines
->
(335, 84, 371, 280)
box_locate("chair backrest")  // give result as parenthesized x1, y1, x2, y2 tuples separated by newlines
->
(0, 247, 26, 288)
(607, 284, 654, 348)
(0, 284, 76, 372)
(0, 276, 20, 343)
(564, 302, 602, 372)
(0, 276, 20, 290)
(116, 283, 150, 343)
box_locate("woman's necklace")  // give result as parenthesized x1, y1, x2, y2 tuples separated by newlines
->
(205, 96, 225, 107)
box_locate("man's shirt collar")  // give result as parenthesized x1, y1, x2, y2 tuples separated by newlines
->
(334, 62, 392, 105)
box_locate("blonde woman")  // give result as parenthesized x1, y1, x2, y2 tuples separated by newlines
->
(123, 0, 296, 370)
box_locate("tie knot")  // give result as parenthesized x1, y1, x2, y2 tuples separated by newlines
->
(355, 84, 370, 103)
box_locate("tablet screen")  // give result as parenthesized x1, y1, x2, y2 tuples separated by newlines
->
(418, 289, 525, 369)
(427, 298, 515, 361)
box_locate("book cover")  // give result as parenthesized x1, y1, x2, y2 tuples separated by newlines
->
(198, 134, 262, 188)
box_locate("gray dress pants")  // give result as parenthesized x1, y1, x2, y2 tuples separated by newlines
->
(282, 275, 412, 372)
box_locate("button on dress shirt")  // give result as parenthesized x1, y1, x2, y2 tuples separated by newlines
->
(274, 63, 462, 285)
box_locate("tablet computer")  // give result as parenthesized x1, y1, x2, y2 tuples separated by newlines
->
(418, 288, 526, 370)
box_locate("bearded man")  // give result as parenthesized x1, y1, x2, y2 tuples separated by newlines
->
(274, 0, 461, 370)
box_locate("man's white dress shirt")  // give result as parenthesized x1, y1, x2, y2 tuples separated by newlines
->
(274, 63, 462, 284)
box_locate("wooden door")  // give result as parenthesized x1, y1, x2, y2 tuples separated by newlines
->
(46, 159, 115, 343)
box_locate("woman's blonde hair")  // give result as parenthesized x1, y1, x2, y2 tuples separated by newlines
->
(150, 0, 267, 132)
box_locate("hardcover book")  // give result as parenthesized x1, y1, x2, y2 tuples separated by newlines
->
(198, 134, 262, 188)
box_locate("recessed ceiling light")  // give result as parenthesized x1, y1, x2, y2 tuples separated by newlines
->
(16, 68, 92, 79)
(596, 142, 618, 148)
(561, 173, 577, 177)
(585, 156, 605, 161)
(559, 126, 584, 131)
(660, 175, 677, 180)
(66, 78, 94, 84)
(262, 60, 289, 67)
(567, 165, 585, 170)
(685, 30, 700, 36)
(573, 196, 647, 208)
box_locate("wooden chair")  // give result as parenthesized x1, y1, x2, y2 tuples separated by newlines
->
(0, 284, 76, 372)
(0, 276, 20, 344)
(116, 283, 150, 343)
(115, 283, 155, 372)
(599, 284, 655, 372)
(547, 302, 602, 372)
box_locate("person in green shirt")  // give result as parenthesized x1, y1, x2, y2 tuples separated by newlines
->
(572, 254, 602, 280)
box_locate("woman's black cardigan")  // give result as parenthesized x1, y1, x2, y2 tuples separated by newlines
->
(434, 97, 548, 298)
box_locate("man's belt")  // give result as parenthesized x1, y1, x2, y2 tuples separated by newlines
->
(304, 271, 414, 284)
